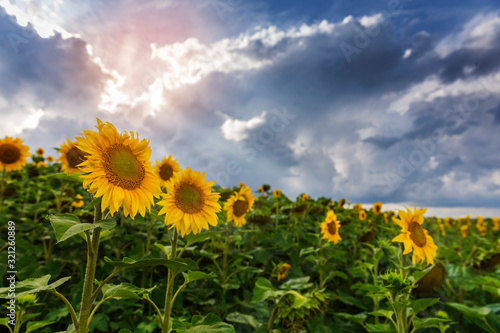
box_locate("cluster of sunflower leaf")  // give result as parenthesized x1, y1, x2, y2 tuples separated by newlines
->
(0, 121, 499, 332)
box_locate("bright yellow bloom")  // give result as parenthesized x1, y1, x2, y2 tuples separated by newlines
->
(36, 148, 44, 156)
(277, 263, 291, 281)
(384, 212, 389, 223)
(0, 137, 30, 172)
(273, 189, 281, 198)
(372, 202, 382, 215)
(444, 217, 451, 229)
(239, 182, 245, 188)
(438, 222, 446, 237)
(154, 155, 180, 189)
(392, 206, 438, 266)
(157, 167, 221, 237)
(359, 210, 367, 221)
(58, 138, 88, 174)
(76, 119, 161, 219)
(47, 156, 54, 163)
(461, 225, 468, 238)
(302, 193, 309, 201)
(37, 161, 47, 168)
(258, 186, 264, 193)
(493, 217, 499, 231)
(72, 195, 84, 208)
(320, 210, 342, 244)
(476, 216, 487, 236)
(224, 185, 255, 227)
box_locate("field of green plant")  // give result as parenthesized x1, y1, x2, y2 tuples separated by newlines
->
(0, 123, 499, 333)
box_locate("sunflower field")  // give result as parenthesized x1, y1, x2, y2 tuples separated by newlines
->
(0, 120, 499, 333)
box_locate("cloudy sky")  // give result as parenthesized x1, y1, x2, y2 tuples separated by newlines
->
(1, 0, 500, 217)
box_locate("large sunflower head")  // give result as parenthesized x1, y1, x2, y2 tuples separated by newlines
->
(359, 210, 367, 221)
(391, 206, 438, 266)
(273, 189, 282, 198)
(157, 167, 221, 237)
(224, 185, 255, 227)
(75, 119, 161, 219)
(0, 136, 30, 172)
(36, 148, 44, 157)
(154, 155, 180, 188)
(372, 202, 382, 215)
(58, 138, 89, 174)
(320, 210, 342, 244)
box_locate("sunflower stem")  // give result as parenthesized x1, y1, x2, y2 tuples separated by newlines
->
(0, 170, 6, 212)
(162, 228, 178, 333)
(77, 202, 102, 333)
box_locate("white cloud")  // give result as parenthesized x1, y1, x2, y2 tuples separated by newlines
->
(219, 111, 266, 142)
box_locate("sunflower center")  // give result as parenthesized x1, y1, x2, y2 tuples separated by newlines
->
(66, 146, 88, 168)
(233, 199, 249, 217)
(0, 144, 21, 164)
(327, 221, 337, 235)
(176, 184, 204, 214)
(159, 163, 174, 181)
(104, 143, 145, 190)
(409, 222, 427, 247)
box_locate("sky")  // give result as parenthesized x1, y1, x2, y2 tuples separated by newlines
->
(1, 0, 500, 217)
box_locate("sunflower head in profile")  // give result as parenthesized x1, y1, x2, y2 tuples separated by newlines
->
(301, 193, 310, 201)
(0, 136, 30, 172)
(224, 185, 255, 227)
(392, 206, 438, 266)
(155, 155, 180, 189)
(157, 167, 221, 237)
(239, 182, 245, 188)
(36, 148, 44, 157)
(258, 186, 264, 193)
(338, 198, 346, 208)
(75, 119, 161, 219)
(58, 138, 89, 174)
(359, 210, 367, 221)
(372, 202, 382, 215)
(320, 210, 342, 244)
(37, 161, 47, 168)
(277, 263, 291, 281)
(460, 225, 468, 238)
(383, 212, 389, 223)
(273, 189, 282, 198)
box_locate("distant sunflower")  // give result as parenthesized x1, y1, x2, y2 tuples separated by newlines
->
(258, 186, 264, 193)
(75, 119, 161, 218)
(338, 198, 346, 208)
(0, 137, 30, 172)
(58, 138, 88, 174)
(277, 263, 291, 281)
(36, 148, 44, 156)
(157, 167, 221, 237)
(320, 210, 342, 244)
(383, 212, 389, 223)
(392, 206, 438, 266)
(372, 202, 382, 215)
(224, 185, 255, 227)
(461, 225, 468, 238)
(301, 193, 310, 201)
(493, 217, 499, 231)
(47, 156, 54, 163)
(37, 161, 47, 168)
(273, 189, 282, 198)
(72, 194, 84, 208)
(359, 210, 367, 221)
(155, 155, 180, 188)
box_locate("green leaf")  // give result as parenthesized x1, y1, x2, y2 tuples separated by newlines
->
(299, 247, 317, 256)
(410, 298, 440, 315)
(284, 290, 308, 308)
(26, 321, 55, 333)
(85, 197, 102, 210)
(445, 302, 491, 320)
(252, 278, 282, 303)
(226, 312, 260, 329)
(334, 313, 367, 326)
(48, 172, 84, 183)
(0, 275, 71, 298)
(118, 330, 133, 333)
(101, 283, 144, 300)
(104, 256, 198, 275)
(412, 317, 450, 330)
(177, 313, 235, 332)
(184, 231, 216, 246)
(182, 271, 216, 284)
(48, 214, 116, 243)
(369, 310, 394, 320)
(364, 323, 394, 332)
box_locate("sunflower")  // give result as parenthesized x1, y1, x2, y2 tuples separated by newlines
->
(359, 210, 367, 221)
(155, 155, 180, 188)
(338, 198, 346, 208)
(239, 182, 245, 188)
(384, 212, 389, 223)
(277, 263, 291, 281)
(37, 161, 47, 168)
(0, 137, 30, 172)
(493, 217, 499, 231)
(444, 217, 451, 229)
(75, 119, 161, 219)
(372, 202, 382, 215)
(47, 156, 54, 163)
(258, 186, 264, 193)
(460, 225, 468, 238)
(36, 148, 44, 156)
(301, 193, 310, 201)
(58, 138, 88, 174)
(320, 210, 342, 244)
(72, 194, 84, 208)
(157, 167, 221, 237)
(392, 206, 438, 266)
(273, 189, 281, 198)
(224, 185, 255, 227)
